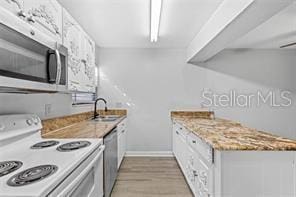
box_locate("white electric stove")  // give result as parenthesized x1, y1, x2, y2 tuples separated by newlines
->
(0, 114, 105, 197)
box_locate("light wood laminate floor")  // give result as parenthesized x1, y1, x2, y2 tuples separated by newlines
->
(111, 157, 193, 197)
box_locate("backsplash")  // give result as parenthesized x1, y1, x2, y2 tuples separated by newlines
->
(171, 110, 214, 119)
(0, 93, 94, 120)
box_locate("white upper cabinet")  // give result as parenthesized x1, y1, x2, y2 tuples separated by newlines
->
(24, 0, 62, 43)
(0, 0, 25, 17)
(63, 8, 96, 93)
(62, 8, 83, 92)
(80, 32, 96, 93)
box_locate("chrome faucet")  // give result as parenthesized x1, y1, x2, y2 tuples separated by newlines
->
(94, 98, 108, 119)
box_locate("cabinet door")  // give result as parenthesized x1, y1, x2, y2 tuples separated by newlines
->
(174, 130, 187, 171)
(173, 129, 181, 163)
(62, 8, 84, 92)
(80, 32, 96, 93)
(117, 130, 126, 169)
(117, 132, 123, 169)
(24, 0, 62, 43)
(120, 129, 126, 162)
(172, 123, 177, 154)
(191, 150, 213, 197)
(117, 120, 127, 169)
(122, 129, 127, 158)
(0, 0, 24, 16)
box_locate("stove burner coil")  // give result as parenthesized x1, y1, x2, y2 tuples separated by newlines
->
(57, 141, 91, 152)
(31, 141, 59, 149)
(0, 161, 22, 177)
(7, 165, 58, 186)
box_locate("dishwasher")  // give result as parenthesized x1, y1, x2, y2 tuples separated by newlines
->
(103, 127, 118, 197)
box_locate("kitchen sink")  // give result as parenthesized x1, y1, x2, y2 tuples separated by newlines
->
(93, 115, 122, 122)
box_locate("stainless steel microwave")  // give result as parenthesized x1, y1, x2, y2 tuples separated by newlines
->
(0, 8, 67, 92)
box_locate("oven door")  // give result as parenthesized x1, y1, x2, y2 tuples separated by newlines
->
(48, 145, 105, 197)
(0, 20, 67, 92)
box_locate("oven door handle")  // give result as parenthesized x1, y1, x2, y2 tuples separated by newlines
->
(54, 48, 62, 85)
(57, 145, 105, 197)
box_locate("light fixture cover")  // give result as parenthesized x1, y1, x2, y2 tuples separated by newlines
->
(150, 0, 162, 42)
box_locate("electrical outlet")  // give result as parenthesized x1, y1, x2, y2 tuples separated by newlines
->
(45, 104, 52, 116)
(115, 102, 122, 108)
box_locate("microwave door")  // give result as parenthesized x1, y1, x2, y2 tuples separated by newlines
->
(0, 40, 58, 92)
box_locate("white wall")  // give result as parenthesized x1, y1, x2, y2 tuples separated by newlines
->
(201, 49, 296, 140)
(98, 48, 296, 152)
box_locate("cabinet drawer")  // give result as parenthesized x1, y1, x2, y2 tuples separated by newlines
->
(117, 118, 127, 137)
(173, 121, 189, 139)
(187, 132, 214, 164)
(117, 119, 126, 131)
(117, 127, 126, 137)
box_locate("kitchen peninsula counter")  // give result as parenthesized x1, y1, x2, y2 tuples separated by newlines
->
(172, 113, 296, 151)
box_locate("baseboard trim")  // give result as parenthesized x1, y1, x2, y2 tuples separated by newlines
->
(125, 151, 174, 157)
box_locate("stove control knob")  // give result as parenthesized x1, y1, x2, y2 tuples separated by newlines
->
(26, 119, 33, 126)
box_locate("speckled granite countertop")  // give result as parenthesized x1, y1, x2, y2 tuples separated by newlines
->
(41, 109, 127, 139)
(171, 111, 296, 151)
(42, 116, 126, 139)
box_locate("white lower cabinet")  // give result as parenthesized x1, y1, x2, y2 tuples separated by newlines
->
(117, 118, 127, 169)
(173, 121, 213, 197)
(174, 129, 189, 172)
(172, 121, 296, 197)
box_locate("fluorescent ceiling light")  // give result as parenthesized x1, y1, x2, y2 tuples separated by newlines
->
(150, 0, 162, 42)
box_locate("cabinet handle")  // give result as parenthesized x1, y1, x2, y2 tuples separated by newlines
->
(27, 15, 36, 23)
(55, 48, 62, 85)
(193, 170, 198, 177)
(192, 140, 196, 144)
(122, 130, 125, 133)
(176, 131, 179, 135)
(30, 30, 35, 36)
(17, 10, 27, 18)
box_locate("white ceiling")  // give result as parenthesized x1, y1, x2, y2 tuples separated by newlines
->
(58, 0, 223, 48)
(228, 2, 296, 49)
